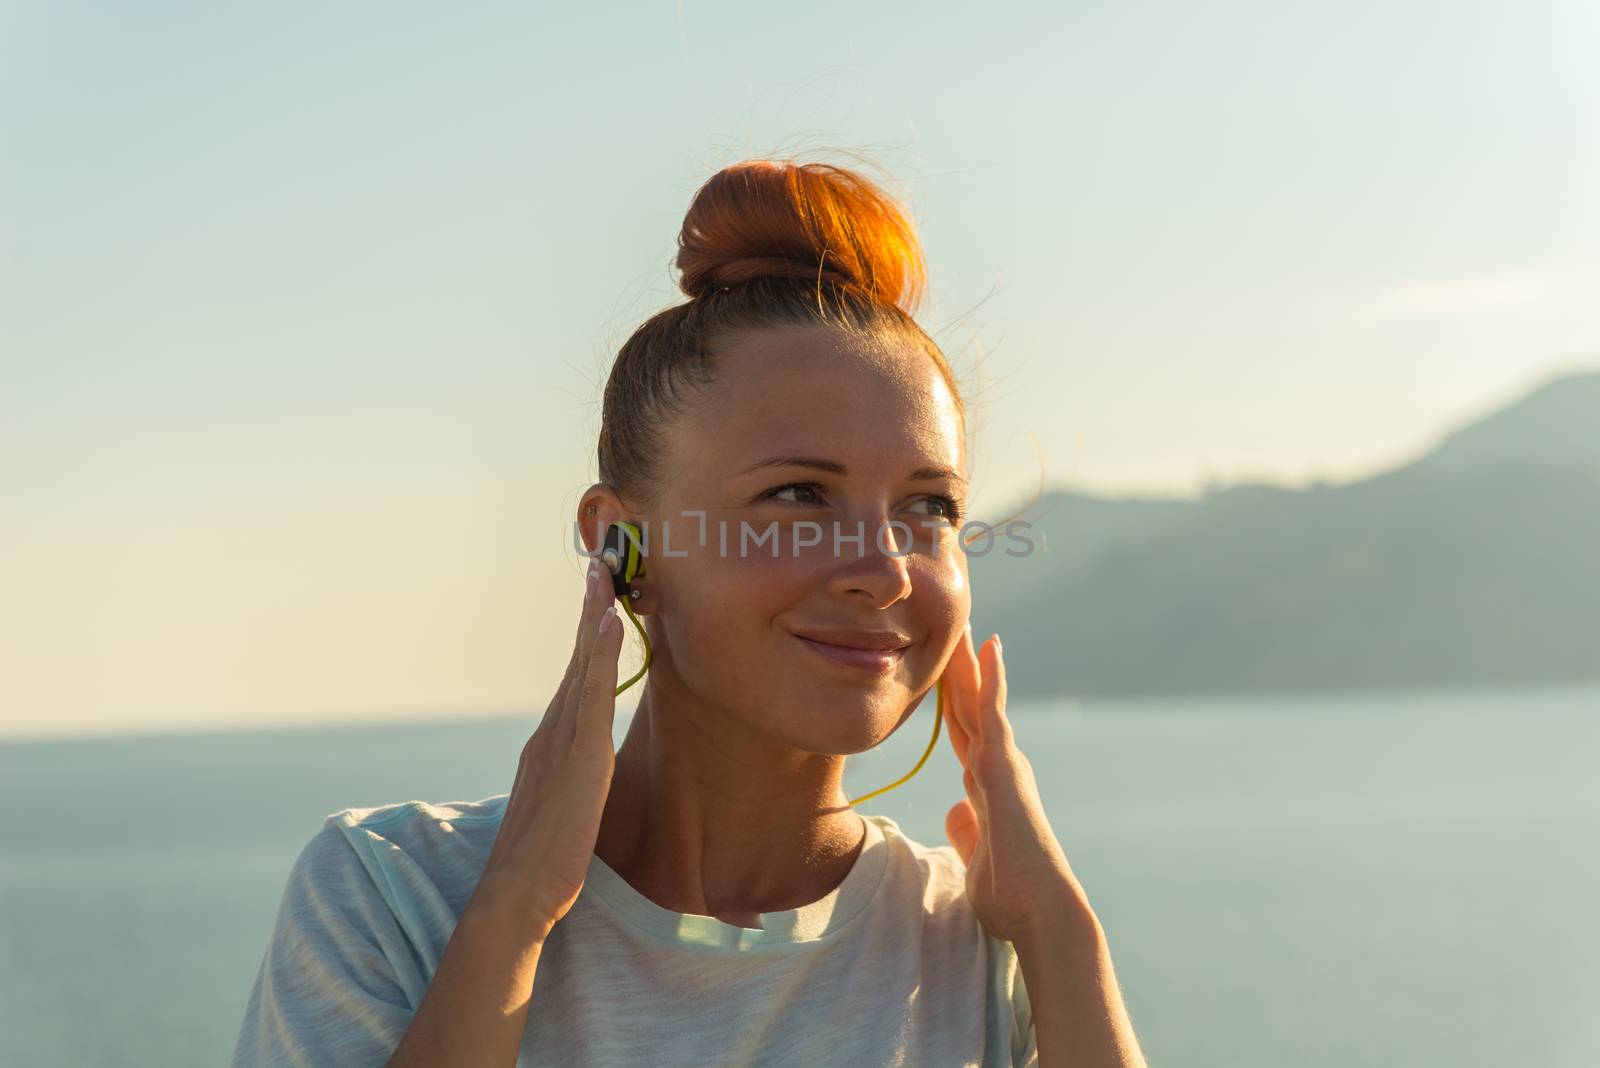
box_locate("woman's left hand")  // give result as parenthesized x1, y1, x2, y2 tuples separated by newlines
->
(941, 624, 1092, 943)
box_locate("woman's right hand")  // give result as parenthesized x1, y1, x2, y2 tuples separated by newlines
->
(474, 557, 625, 937)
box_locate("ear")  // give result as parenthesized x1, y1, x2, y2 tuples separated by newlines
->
(576, 485, 623, 558)
(577, 487, 658, 614)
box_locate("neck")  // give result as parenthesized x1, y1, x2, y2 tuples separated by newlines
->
(593, 671, 867, 928)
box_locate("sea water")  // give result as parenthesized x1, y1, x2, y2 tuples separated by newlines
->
(2, 682, 1597, 1067)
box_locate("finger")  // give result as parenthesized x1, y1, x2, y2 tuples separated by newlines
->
(978, 634, 1014, 748)
(941, 676, 972, 770)
(945, 623, 982, 742)
(573, 603, 623, 749)
(554, 559, 612, 739)
(944, 798, 980, 866)
(560, 563, 602, 689)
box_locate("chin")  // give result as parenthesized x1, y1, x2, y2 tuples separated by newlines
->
(777, 685, 912, 756)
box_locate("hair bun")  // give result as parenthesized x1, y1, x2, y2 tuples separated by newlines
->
(674, 160, 927, 316)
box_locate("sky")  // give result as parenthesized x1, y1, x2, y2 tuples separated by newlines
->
(3, 1, 1597, 739)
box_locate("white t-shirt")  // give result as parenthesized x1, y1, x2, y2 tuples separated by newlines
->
(231, 794, 1039, 1067)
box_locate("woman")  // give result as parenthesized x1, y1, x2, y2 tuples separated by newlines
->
(232, 159, 1148, 1067)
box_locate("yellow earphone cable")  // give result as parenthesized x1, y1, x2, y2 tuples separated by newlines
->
(614, 596, 652, 695)
(610, 598, 940, 806)
(844, 676, 943, 807)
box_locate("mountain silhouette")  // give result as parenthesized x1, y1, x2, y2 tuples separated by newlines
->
(968, 366, 1600, 699)
(1399, 368, 1600, 479)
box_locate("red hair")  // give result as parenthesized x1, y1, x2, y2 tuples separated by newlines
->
(674, 160, 928, 317)
(598, 157, 959, 511)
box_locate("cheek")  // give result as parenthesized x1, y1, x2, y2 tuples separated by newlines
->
(919, 537, 970, 617)
(710, 550, 817, 607)
(909, 547, 971, 671)
(670, 551, 814, 664)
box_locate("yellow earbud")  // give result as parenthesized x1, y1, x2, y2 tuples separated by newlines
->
(605, 521, 652, 697)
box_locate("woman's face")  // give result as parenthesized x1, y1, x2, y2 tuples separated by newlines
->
(642, 324, 971, 755)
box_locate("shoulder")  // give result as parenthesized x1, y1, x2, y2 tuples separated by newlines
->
(865, 813, 971, 910)
(323, 793, 512, 835)
(291, 794, 511, 913)
(233, 802, 509, 1062)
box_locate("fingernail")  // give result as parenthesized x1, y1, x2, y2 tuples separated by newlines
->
(586, 567, 597, 597)
(597, 604, 617, 635)
(992, 633, 1002, 656)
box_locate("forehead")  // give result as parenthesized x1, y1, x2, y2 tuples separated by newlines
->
(682, 326, 965, 476)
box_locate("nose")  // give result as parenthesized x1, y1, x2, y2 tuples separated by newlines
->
(823, 518, 915, 609)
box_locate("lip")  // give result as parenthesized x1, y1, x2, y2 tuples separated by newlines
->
(790, 628, 913, 675)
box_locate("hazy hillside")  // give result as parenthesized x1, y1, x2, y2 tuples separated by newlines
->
(969, 368, 1600, 699)
(1398, 369, 1600, 479)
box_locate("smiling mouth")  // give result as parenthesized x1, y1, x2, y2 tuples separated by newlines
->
(792, 634, 908, 674)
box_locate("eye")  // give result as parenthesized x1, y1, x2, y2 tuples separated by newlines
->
(758, 483, 964, 523)
(761, 481, 826, 506)
(910, 494, 964, 523)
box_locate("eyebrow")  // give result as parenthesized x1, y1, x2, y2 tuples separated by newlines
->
(736, 455, 968, 485)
